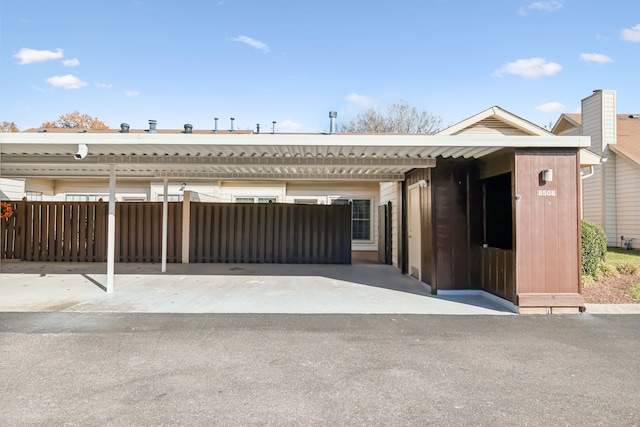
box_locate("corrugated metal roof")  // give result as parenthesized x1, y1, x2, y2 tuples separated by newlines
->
(1, 123, 590, 181)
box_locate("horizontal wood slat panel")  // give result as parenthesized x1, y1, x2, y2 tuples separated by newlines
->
(517, 293, 584, 307)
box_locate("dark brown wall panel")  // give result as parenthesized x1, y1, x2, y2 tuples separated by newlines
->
(190, 202, 351, 264)
(514, 149, 580, 298)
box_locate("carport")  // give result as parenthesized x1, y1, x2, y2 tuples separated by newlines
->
(1, 108, 591, 312)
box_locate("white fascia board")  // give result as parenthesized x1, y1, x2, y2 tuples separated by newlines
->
(1, 132, 590, 149)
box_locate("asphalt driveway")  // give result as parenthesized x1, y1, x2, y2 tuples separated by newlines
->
(1, 312, 638, 426)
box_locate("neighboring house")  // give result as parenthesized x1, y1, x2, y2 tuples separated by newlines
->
(553, 90, 640, 249)
(1, 106, 591, 312)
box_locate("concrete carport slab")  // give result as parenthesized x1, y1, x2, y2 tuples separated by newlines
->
(0, 262, 515, 315)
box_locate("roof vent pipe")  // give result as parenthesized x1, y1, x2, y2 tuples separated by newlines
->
(230, 118, 235, 133)
(214, 117, 218, 133)
(329, 111, 337, 134)
(148, 120, 157, 134)
(272, 121, 277, 134)
(256, 123, 260, 134)
(184, 124, 193, 133)
(120, 123, 130, 133)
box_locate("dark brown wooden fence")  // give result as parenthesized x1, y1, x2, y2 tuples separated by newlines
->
(480, 247, 516, 303)
(1, 201, 108, 262)
(378, 202, 392, 264)
(1, 200, 25, 260)
(115, 202, 182, 263)
(1, 201, 182, 263)
(190, 202, 352, 264)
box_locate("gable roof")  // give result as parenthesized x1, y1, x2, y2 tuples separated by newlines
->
(437, 106, 552, 136)
(551, 114, 581, 134)
(611, 115, 640, 165)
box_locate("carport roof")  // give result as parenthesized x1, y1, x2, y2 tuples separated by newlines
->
(1, 107, 590, 181)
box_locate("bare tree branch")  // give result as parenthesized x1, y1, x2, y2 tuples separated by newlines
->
(340, 100, 444, 134)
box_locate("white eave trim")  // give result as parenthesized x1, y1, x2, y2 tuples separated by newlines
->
(0, 132, 591, 149)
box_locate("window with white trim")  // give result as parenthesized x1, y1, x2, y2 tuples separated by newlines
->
(66, 194, 108, 201)
(158, 194, 182, 202)
(331, 198, 371, 241)
(25, 191, 43, 201)
(234, 197, 277, 203)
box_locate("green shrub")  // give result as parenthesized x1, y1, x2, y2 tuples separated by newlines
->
(581, 220, 607, 279)
(598, 262, 619, 277)
(616, 262, 640, 276)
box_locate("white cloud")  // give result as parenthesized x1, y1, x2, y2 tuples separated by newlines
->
(580, 53, 613, 64)
(45, 74, 88, 89)
(519, 1, 563, 15)
(125, 90, 139, 97)
(14, 48, 63, 64)
(232, 35, 270, 52)
(62, 58, 80, 67)
(493, 57, 562, 78)
(345, 93, 374, 107)
(536, 102, 566, 113)
(279, 119, 302, 130)
(95, 82, 113, 88)
(621, 24, 640, 42)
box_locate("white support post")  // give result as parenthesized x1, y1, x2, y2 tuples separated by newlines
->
(182, 190, 191, 263)
(106, 164, 116, 293)
(161, 178, 168, 273)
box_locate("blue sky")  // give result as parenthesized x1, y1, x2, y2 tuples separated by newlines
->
(2, 0, 639, 132)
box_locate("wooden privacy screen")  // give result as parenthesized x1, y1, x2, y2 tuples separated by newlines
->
(1, 200, 25, 260)
(1, 201, 182, 263)
(115, 202, 182, 263)
(190, 202, 352, 264)
(1, 201, 107, 262)
(377, 202, 392, 265)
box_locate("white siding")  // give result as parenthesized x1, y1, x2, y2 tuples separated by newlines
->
(600, 91, 618, 245)
(25, 179, 57, 199)
(557, 127, 581, 136)
(379, 182, 401, 268)
(615, 157, 640, 249)
(217, 181, 286, 203)
(0, 178, 25, 200)
(454, 118, 530, 136)
(582, 91, 604, 154)
(580, 90, 620, 244)
(582, 167, 602, 227)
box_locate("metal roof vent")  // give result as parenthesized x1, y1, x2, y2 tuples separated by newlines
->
(272, 121, 277, 134)
(213, 117, 218, 133)
(120, 123, 130, 133)
(148, 120, 157, 134)
(184, 124, 193, 133)
(256, 124, 260, 134)
(230, 118, 235, 133)
(329, 111, 337, 134)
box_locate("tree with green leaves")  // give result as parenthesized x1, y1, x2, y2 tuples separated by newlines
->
(340, 100, 444, 134)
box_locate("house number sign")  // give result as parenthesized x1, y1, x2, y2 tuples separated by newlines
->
(537, 190, 556, 197)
